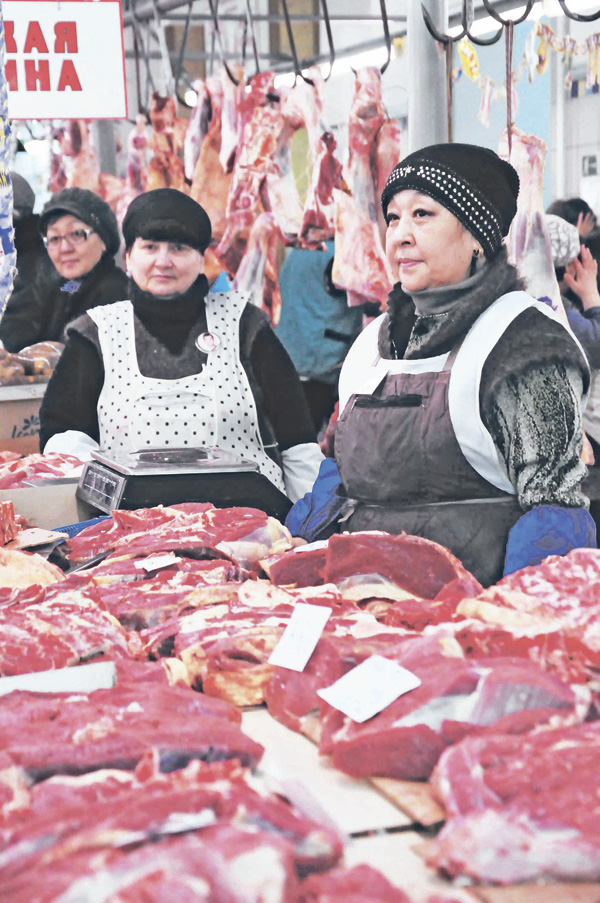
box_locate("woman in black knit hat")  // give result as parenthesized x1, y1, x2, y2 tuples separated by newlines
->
(0, 187, 128, 352)
(40, 189, 322, 503)
(287, 143, 596, 585)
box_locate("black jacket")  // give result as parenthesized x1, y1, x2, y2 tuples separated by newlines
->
(0, 243, 128, 352)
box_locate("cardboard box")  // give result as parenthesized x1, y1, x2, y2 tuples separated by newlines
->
(0, 384, 46, 452)
(0, 479, 95, 530)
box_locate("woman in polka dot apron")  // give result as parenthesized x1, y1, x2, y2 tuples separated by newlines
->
(40, 190, 324, 502)
(286, 143, 595, 585)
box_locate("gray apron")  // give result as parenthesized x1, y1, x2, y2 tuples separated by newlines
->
(334, 346, 522, 587)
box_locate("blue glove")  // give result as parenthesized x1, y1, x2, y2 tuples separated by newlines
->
(285, 457, 348, 542)
(503, 505, 597, 576)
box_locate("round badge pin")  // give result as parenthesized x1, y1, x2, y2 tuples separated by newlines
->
(196, 332, 221, 353)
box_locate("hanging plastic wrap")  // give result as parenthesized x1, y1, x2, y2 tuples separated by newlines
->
(0, 9, 15, 324)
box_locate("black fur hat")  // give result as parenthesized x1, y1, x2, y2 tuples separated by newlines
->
(122, 188, 212, 253)
(381, 143, 520, 259)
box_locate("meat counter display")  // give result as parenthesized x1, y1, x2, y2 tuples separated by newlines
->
(0, 504, 599, 901)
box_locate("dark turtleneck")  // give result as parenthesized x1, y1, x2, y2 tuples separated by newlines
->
(39, 278, 316, 453)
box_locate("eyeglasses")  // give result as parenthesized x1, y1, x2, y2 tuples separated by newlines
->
(43, 228, 95, 249)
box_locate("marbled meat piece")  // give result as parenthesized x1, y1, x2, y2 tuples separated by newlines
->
(327, 657, 588, 781)
(0, 585, 132, 675)
(261, 544, 328, 587)
(0, 826, 299, 903)
(298, 863, 411, 902)
(0, 758, 342, 885)
(0, 678, 261, 781)
(0, 500, 19, 545)
(428, 722, 600, 883)
(0, 548, 64, 588)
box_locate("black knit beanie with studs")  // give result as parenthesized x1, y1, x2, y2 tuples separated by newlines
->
(380, 143, 520, 259)
(122, 188, 212, 253)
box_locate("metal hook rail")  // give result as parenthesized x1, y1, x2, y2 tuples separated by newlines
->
(320, 0, 336, 80)
(422, 0, 503, 46)
(557, 0, 600, 21)
(379, 0, 393, 71)
(207, 0, 241, 85)
(244, 0, 261, 75)
(174, 0, 194, 107)
(280, 0, 315, 85)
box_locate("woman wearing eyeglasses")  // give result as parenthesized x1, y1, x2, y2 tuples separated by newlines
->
(0, 188, 128, 352)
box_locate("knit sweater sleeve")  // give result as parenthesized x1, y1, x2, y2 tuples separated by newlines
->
(481, 361, 589, 510)
(38, 315, 103, 450)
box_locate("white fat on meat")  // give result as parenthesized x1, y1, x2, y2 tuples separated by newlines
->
(431, 808, 600, 883)
(336, 573, 424, 603)
(226, 847, 288, 903)
(393, 668, 572, 731)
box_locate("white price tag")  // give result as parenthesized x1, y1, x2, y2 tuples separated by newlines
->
(268, 602, 332, 672)
(317, 655, 421, 723)
(135, 553, 181, 573)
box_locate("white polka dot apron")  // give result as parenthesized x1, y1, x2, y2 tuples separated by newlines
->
(88, 293, 285, 491)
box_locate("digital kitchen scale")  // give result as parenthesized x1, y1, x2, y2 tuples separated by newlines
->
(76, 447, 292, 521)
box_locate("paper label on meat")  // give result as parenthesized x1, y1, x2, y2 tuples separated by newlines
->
(268, 602, 332, 672)
(135, 553, 181, 573)
(317, 655, 421, 723)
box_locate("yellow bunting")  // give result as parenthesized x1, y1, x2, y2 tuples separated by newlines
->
(458, 37, 480, 82)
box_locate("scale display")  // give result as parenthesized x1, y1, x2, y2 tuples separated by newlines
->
(76, 446, 292, 521)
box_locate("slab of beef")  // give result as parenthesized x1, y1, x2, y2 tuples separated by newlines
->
(0, 826, 299, 903)
(298, 863, 411, 902)
(66, 504, 292, 571)
(78, 553, 247, 630)
(458, 548, 600, 666)
(261, 543, 328, 587)
(0, 758, 342, 886)
(0, 585, 132, 675)
(323, 532, 482, 601)
(0, 678, 262, 781)
(0, 452, 83, 488)
(0, 500, 19, 546)
(326, 656, 587, 781)
(265, 629, 443, 734)
(427, 722, 600, 883)
(0, 548, 64, 588)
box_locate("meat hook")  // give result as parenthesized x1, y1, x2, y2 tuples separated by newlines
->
(481, 0, 535, 28)
(557, 0, 600, 21)
(379, 0, 393, 73)
(174, 0, 195, 108)
(207, 0, 241, 85)
(244, 0, 261, 76)
(320, 0, 335, 81)
(280, 0, 315, 86)
(421, 0, 503, 47)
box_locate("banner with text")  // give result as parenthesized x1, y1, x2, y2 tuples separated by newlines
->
(4, 0, 127, 120)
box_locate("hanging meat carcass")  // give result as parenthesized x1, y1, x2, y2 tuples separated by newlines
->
(498, 127, 568, 323)
(219, 63, 247, 173)
(296, 68, 347, 247)
(184, 78, 212, 181)
(116, 113, 151, 228)
(49, 127, 68, 194)
(147, 93, 187, 192)
(189, 77, 231, 246)
(332, 68, 395, 308)
(62, 120, 100, 193)
(215, 96, 284, 275)
(232, 212, 283, 324)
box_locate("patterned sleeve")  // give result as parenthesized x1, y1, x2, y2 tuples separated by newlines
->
(481, 362, 589, 510)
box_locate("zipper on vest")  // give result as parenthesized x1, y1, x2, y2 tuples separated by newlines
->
(352, 394, 423, 409)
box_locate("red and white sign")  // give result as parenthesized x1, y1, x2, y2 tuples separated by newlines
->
(3, 0, 128, 120)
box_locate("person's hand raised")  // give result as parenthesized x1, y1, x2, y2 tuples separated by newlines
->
(577, 211, 596, 238)
(564, 244, 600, 310)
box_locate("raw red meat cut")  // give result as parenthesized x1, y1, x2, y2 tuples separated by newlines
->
(0, 678, 261, 781)
(332, 68, 394, 308)
(0, 452, 83, 488)
(0, 584, 132, 675)
(261, 544, 328, 588)
(0, 758, 342, 888)
(232, 212, 284, 324)
(298, 863, 410, 902)
(428, 722, 600, 883)
(326, 656, 588, 781)
(324, 532, 483, 600)
(0, 501, 19, 545)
